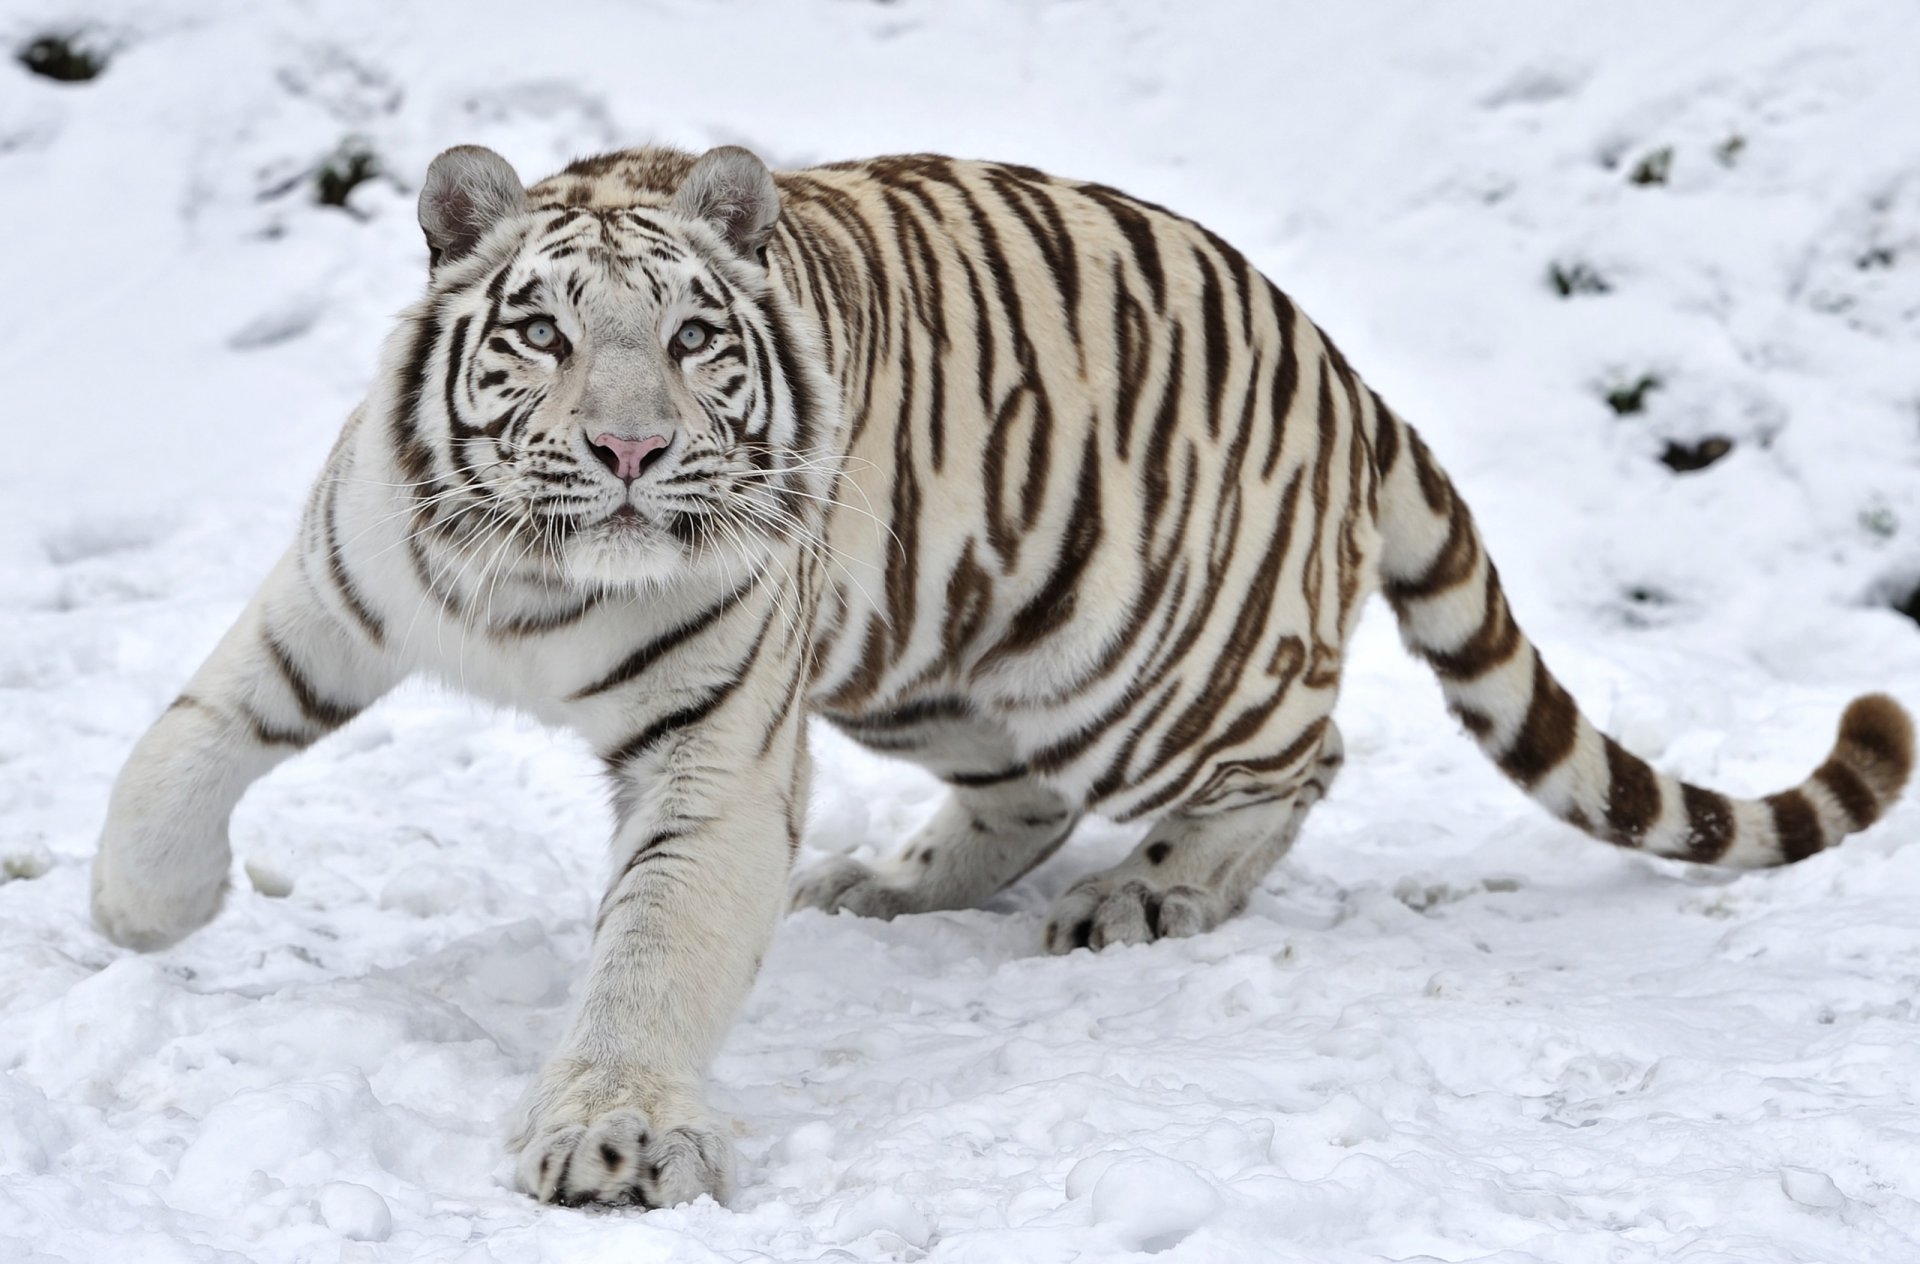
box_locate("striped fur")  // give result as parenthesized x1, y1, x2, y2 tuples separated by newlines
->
(1378, 426, 1913, 867)
(91, 143, 1912, 1209)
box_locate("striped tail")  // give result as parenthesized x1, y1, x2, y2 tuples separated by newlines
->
(1374, 414, 1912, 867)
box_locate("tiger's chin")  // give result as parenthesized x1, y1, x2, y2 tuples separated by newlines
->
(557, 509, 774, 594)
(559, 513, 691, 593)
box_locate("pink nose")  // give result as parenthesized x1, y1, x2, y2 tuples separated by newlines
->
(591, 433, 670, 483)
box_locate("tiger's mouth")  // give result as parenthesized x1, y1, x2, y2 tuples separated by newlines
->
(539, 500, 668, 548)
(597, 504, 650, 533)
(586, 501, 706, 553)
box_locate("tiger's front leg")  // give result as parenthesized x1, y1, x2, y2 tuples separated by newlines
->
(510, 753, 799, 1208)
(92, 547, 397, 949)
(512, 618, 809, 1208)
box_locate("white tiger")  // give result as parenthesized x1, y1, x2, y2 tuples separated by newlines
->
(92, 143, 1913, 1207)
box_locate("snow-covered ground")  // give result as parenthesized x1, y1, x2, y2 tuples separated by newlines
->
(6, 1, 1920, 1259)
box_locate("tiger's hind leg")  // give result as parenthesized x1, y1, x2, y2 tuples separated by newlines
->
(792, 778, 1078, 918)
(792, 706, 1080, 918)
(1042, 722, 1345, 953)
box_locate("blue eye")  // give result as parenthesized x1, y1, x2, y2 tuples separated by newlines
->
(674, 320, 712, 354)
(521, 318, 562, 352)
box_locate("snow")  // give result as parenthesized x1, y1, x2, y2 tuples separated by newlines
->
(316, 1182, 395, 1243)
(5, 0, 1920, 1260)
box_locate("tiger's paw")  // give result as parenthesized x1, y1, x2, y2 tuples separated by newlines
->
(516, 1111, 731, 1209)
(1042, 872, 1231, 953)
(510, 1060, 732, 1209)
(788, 855, 914, 919)
(90, 831, 228, 952)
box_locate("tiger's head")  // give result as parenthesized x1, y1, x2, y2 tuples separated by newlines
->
(387, 143, 836, 592)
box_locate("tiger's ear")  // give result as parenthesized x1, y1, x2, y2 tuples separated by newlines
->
(670, 146, 780, 263)
(417, 145, 527, 272)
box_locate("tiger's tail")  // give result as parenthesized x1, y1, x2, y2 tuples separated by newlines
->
(1373, 412, 1912, 866)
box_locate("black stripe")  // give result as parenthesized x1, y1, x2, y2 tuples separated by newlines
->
(945, 765, 1030, 787)
(985, 170, 1082, 353)
(976, 430, 1102, 666)
(605, 695, 728, 770)
(1495, 656, 1579, 787)
(1418, 570, 1519, 681)
(1600, 735, 1660, 846)
(602, 609, 777, 768)
(594, 848, 697, 930)
(491, 590, 602, 638)
(1680, 784, 1734, 863)
(1767, 790, 1824, 862)
(1260, 284, 1302, 479)
(612, 829, 690, 886)
(443, 315, 475, 439)
(1078, 183, 1164, 309)
(1197, 224, 1255, 344)
(321, 476, 386, 645)
(570, 581, 757, 700)
(1139, 325, 1185, 529)
(263, 633, 356, 730)
(766, 306, 817, 455)
(390, 312, 439, 483)
(1813, 759, 1878, 829)
(1372, 395, 1400, 477)
(1195, 248, 1229, 438)
(1384, 498, 1479, 605)
(829, 696, 973, 732)
(758, 644, 812, 759)
(240, 702, 310, 748)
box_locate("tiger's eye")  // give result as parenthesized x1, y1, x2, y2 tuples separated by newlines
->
(674, 321, 711, 354)
(524, 318, 560, 350)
